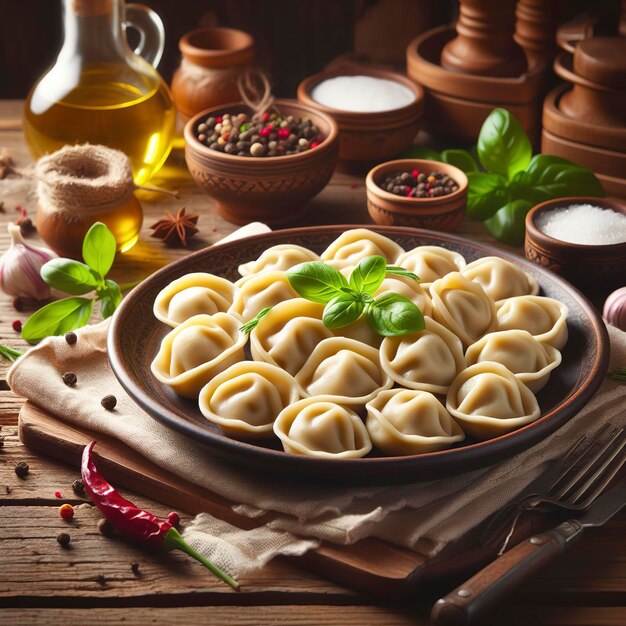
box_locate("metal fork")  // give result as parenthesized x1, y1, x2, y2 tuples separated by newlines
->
(481, 423, 626, 547)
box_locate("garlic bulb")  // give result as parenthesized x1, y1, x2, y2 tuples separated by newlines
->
(0, 224, 57, 300)
(603, 287, 626, 332)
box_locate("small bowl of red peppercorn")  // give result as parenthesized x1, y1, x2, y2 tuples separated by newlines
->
(365, 159, 468, 232)
(184, 100, 339, 226)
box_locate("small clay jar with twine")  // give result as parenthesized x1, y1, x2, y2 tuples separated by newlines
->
(34, 144, 143, 258)
(171, 27, 255, 121)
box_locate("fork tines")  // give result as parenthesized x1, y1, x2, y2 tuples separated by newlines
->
(547, 424, 626, 508)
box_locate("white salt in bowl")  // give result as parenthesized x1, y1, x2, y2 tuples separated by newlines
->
(525, 196, 626, 293)
(297, 69, 424, 164)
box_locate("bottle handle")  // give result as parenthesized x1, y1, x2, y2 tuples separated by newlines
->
(124, 3, 165, 68)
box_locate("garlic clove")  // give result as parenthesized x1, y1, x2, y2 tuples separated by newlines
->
(0, 223, 58, 300)
(603, 287, 626, 332)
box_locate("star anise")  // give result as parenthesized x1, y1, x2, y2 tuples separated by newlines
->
(150, 207, 199, 247)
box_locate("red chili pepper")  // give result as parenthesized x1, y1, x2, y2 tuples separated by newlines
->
(81, 441, 239, 590)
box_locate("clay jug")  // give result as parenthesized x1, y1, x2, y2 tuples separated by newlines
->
(171, 27, 255, 121)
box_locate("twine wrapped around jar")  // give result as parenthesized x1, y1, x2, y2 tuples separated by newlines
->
(36, 144, 135, 220)
(33, 144, 144, 258)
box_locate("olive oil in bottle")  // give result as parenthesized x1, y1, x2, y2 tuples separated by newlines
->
(23, 0, 175, 184)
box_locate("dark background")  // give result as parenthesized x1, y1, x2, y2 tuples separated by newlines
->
(0, 0, 621, 99)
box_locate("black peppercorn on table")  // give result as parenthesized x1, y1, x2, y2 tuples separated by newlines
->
(1, 100, 625, 626)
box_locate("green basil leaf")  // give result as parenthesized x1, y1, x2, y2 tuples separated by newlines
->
(287, 262, 349, 304)
(322, 294, 365, 329)
(22, 297, 93, 344)
(98, 279, 123, 319)
(41, 259, 102, 294)
(349, 255, 386, 294)
(477, 108, 532, 180)
(466, 172, 509, 221)
(365, 293, 425, 336)
(386, 266, 420, 282)
(484, 199, 533, 246)
(240, 307, 272, 334)
(441, 149, 479, 173)
(510, 154, 605, 205)
(399, 146, 442, 161)
(82, 222, 117, 278)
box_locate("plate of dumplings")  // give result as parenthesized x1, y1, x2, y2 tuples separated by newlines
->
(108, 226, 609, 484)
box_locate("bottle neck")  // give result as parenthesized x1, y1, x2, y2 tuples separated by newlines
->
(61, 0, 128, 62)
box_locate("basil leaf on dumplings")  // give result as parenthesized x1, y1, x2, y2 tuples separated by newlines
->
(322, 294, 365, 329)
(287, 262, 349, 303)
(365, 293, 425, 336)
(349, 255, 386, 294)
(385, 266, 420, 282)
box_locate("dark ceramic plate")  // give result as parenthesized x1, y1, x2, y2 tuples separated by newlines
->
(108, 225, 609, 485)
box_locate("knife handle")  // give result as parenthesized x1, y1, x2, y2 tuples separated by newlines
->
(431, 520, 584, 626)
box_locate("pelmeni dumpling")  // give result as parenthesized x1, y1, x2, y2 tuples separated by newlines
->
(295, 337, 393, 404)
(332, 315, 383, 348)
(395, 246, 466, 284)
(250, 299, 333, 375)
(430, 272, 497, 347)
(321, 228, 404, 269)
(496, 295, 568, 350)
(198, 362, 300, 438)
(446, 362, 541, 439)
(229, 271, 298, 322)
(380, 317, 466, 395)
(274, 397, 372, 458)
(366, 389, 465, 455)
(374, 274, 432, 317)
(151, 313, 247, 398)
(465, 330, 562, 393)
(154, 273, 235, 327)
(462, 256, 539, 302)
(238, 244, 320, 277)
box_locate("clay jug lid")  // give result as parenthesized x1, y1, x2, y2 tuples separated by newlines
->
(574, 37, 626, 89)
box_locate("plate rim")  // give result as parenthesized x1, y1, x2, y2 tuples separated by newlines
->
(108, 224, 609, 479)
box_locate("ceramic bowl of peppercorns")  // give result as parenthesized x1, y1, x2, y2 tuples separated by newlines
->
(184, 100, 339, 225)
(365, 159, 468, 232)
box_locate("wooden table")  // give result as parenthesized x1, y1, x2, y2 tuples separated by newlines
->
(0, 100, 624, 626)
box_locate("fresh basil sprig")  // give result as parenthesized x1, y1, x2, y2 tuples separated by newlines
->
(0, 343, 24, 362)
(239, 307, 272, 334)
(608, 367, 626, 382)
(284, 256, 424, 337)
(22, 223, 127, 344)
(400, 109, 605, 245)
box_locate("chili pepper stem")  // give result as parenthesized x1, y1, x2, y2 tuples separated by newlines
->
(163, 527, 240, 591)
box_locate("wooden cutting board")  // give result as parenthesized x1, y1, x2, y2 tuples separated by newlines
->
(18, 401, 548, 598)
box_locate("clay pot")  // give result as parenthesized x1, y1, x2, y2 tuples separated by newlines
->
(525, 197, 626, 292)
(171, 27, 254, 121)
(406, 26, 546, 141)
(35, 195, 143, 259)
(554, 38, 626, 128)
(441, 0, 527, 78)
(184, 100, 339, 226)
(366, 159, 467, 232)
(297, 69, 423, 164)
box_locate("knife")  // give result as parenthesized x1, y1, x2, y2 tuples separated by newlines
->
(431, 480, 626, 626)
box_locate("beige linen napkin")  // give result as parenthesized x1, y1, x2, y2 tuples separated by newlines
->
(7, 236, 626, 575)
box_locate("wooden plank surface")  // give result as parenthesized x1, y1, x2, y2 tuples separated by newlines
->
(1, 98, 626, 625)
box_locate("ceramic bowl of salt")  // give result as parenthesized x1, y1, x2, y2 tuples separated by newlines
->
(525, 197, 626, 292)
(297, 69, 424, 165)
